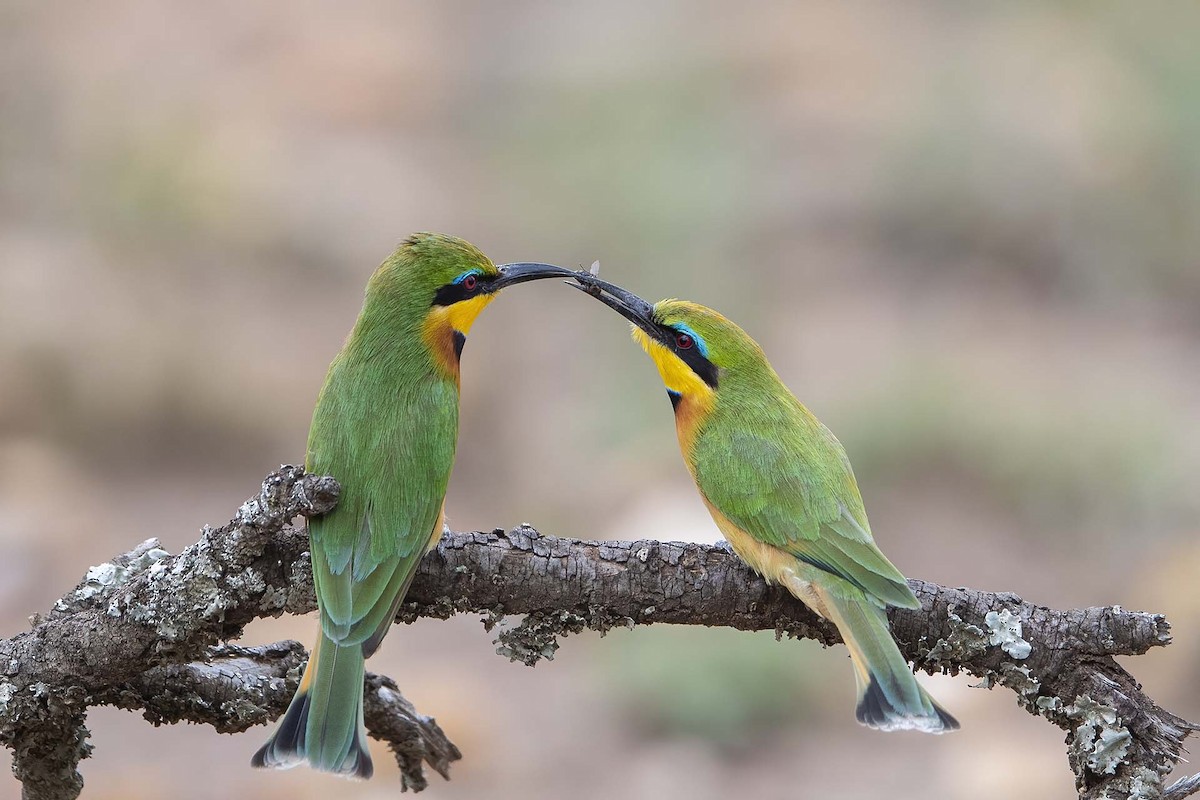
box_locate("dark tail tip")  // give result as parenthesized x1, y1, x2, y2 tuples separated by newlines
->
(856, 677, 960, 734)
(934, 703, 961, 732)
(251, 689, 374, 778)
(349, 741, 374, 780)
(252, 688, 312, 770)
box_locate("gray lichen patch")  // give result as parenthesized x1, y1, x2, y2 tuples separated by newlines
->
(494, 610, 586, 665)
(1089, 727, 1134, 774)
(123, 541, 172, 574)
(0, 681, 14, 715)
(1035, 695, 1062, 713)
(1123, 765, 1166, 800)
(75, 564, 123, 604)
(99, 530, 260, 646)
(772, 615, 832, 645)
(984, 608, 1032, 659)
(491, 609, 610, 666)
(1066, 695, 1132, 776)
(923, 606, 990, 664)
(56, 539, 172, 612)
(258, 584, 290, 612)
(998, 663, 1040, 705)
(400, 595, 469, 623)
(584, 605, 637, 637)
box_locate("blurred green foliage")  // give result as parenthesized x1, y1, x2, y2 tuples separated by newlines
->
(841, 361, 1199, 547)
(877, 5, 1200, 308)
(599, 626, 827, 750)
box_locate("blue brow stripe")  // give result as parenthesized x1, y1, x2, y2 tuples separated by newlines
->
(673, 322, 709, 358)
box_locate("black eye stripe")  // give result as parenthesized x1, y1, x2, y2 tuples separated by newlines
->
(685, 353, 719, 389)
(432, 280, 483, 306)
(655, 323, 718, 389)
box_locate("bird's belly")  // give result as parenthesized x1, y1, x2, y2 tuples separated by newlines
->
(425, 505, 448, 553)
(700, 497, 794, 584)
(700, 496, 833, 620)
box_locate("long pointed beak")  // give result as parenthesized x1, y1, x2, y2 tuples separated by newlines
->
(492, 262, 579, 290)
(569, 273, 658, 336)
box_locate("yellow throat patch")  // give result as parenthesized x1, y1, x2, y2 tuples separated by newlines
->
(632, 327, 711, 396)
(424, 294, 497, 377)
(632, 326, 716, 454)
(442, 293, 496, 335)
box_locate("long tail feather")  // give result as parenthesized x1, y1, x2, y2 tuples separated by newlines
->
(811, 581, 959, 734)
(251, 631, 373, 777)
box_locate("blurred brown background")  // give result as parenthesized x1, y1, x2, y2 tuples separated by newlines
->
(3, 2, 1199, 798)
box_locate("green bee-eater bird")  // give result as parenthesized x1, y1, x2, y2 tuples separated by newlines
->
(252, 234, 575, 777)
(572, 275, 958, 734)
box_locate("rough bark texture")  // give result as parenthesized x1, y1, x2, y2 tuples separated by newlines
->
(0, 467, 1195, 799)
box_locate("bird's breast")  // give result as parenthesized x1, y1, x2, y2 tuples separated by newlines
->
(673, 389, 715, 461)
(700, 496, 798, 587)
(421, 310, 464, 383)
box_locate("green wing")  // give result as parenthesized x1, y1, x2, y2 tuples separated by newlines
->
(306, 360, 459, 655)
(694, 409, 919, 610)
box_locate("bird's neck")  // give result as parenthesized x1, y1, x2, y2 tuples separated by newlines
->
(344, 298, 461, 387)
(676, 371, 795, 464)
(671, 387, 717, 461)
(420, 296, 496, 382)
(421, 310, 465, 384)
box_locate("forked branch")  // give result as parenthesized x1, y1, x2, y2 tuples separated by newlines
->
(0, 468, 1194, 799)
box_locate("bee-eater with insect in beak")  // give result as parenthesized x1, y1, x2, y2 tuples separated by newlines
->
(252, 234, 576, 777)
(571, 274, 958, 734)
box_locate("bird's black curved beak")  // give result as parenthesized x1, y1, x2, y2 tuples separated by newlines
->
(569, 273, 658, 336)
(492, 262, 579, 291)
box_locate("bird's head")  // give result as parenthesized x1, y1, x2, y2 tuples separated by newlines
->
(365, 233, 575, 371)
(571, 274, 769, 406)
(386, 232, 575, 332)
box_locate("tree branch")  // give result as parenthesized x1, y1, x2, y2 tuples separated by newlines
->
(1, 467, 1195, 799)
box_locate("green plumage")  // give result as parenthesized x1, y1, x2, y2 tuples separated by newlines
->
(252, 234, 574, 777)
(569, 279, 958, 734)
(671, 302, 956, 733)
(295, 631, 369, 775)
(306, 336, 458, 650)
(694, 404, 920, 611)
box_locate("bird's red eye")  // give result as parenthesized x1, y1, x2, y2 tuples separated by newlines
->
(462, 275, 477, 291)
(676, 332, 694, 350)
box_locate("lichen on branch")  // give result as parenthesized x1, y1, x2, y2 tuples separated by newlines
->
(0, 467, 1195, 800)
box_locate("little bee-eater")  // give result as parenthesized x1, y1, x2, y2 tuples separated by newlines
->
(572, 275, 958, 734)
(252, 234, 575, 777)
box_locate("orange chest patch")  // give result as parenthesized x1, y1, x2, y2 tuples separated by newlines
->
(673, 391, 714, 459)
(422, 313, 463, 384)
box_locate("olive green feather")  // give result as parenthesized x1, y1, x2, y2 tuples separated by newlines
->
(693, 392, 919, 610)
(567, 283, 958, 734)
(253, 233, 551, 777)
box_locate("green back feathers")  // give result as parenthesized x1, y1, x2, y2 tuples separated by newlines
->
(573, 282, 952, 731)
(256, 233, 581, 775)
(306, 234, 491, 647)
(658, 303, 920, 610)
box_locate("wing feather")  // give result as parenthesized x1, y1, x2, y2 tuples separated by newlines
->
(306, 359, 458, 650)
(695, 410, 918, 609)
